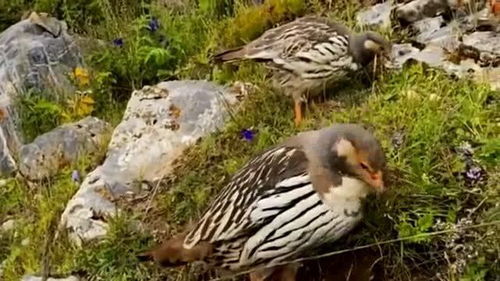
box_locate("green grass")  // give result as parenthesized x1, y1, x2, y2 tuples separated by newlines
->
(1, 0, 499, 280)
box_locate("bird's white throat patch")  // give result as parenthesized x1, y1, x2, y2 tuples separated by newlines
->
(321, 177, 370, 215)
(364, 39, 381, 52)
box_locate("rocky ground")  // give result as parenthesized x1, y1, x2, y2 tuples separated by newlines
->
(0, 0, 499, 280)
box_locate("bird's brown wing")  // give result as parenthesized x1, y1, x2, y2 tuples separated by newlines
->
(183, 145, 309, 248)
(241, 16, 351, 61)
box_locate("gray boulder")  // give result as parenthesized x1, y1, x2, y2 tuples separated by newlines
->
(395, 0, 450, 23)
(18, 117, 111, 180)
(357, 2, 393, 29)
(0, 219, 15, 233)
(381, 0, 500, 90)
(462, 31, 500, 64)
(0, 12, 82, 176)
(59, 80, 241, 244)
(389, 43, 446, 68)
(412, 16, 460, 51)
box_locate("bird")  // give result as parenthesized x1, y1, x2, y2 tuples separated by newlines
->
(213, 16, 392, 126)
(138, 123, 386, 281)
(491, 0, 500, 16)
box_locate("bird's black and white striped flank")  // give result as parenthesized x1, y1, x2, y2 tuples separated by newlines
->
(138, 124, 385, 281)
(221, 17, 357, 88)
(183, 145, 364, 271)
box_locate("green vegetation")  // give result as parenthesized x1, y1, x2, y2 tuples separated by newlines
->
(0, 0, 499, 281)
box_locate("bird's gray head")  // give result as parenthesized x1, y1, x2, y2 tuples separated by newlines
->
(308, 124, 386, 193)
(350, 31, 392, 66)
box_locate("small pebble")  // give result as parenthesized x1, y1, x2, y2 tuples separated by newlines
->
(429, 93, 441, 101)
(0, 219, 15, 233)
(21, 238, 30, 246)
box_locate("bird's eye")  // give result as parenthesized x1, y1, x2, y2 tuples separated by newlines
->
(360, 162, 370, 171)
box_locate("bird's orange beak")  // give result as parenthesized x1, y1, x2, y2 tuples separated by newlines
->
(366, 171, 385, 193)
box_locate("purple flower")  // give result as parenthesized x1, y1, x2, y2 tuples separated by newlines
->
(461, 162, 487, 187)
(112, 38, 124, 47)
(240, 129, 255, 141)
(71, 170, 81, 183)
(147, 17, 160, 32)
(465, 166, 483, 180)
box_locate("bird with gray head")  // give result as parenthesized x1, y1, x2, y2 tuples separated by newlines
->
(213, 16, 392, 126)
(138, 123, 386, 281)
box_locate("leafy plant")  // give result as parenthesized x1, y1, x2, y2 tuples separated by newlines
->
(16, 91, 65, 142)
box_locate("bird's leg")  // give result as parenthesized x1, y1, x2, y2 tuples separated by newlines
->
(293, 99, 304, 126)
(249, 268, 273, 281)
(276, 263, 299, 281)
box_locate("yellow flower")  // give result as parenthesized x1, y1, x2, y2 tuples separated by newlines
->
(76, 95, 95, 117)
(73, 67, 90, 87)
(65, 91, 95, 120)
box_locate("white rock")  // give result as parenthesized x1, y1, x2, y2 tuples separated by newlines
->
(21, 238, 30, 246)
(463, 31, 500, 58)
(395, 0, 449, 23)
(59, 80, 240, 244)
(388, 43, 446, 68)
(442, 60, 500, 90)
(0, 219, 15, 232)
(357, 2, 393, 29)
(412, 17, 461, 51)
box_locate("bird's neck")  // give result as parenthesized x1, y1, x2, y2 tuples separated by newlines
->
(329, 177, 371, 200)
(349, 34, 374, 66)
(320, 176, 370, 216)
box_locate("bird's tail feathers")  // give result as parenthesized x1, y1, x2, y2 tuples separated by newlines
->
(212, 46, 246, 63)
(137, 233, 213, 267)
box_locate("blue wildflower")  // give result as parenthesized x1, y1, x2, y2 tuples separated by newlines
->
(71, 170, 81, 183)
(112, 38, 124, 47)
(147, 17, 160, 32)
(240, 129, 255, 141)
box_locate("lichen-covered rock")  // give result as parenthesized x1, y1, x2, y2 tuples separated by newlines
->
(388, 43, 446, 68)
(18, 117, 111, 180)
(462, 31, 500, 64)
(357, 2, 393, 28)
(0, 12, 83, 176)
(389, 43, 500, 90)
(395, 0, 487, 24)
(395, 0, 450, 24)
(0, 219, 15, 233)
(380, 0, 500, 90)
(59, 80, 241, 244)
(412, 17, 458, 49)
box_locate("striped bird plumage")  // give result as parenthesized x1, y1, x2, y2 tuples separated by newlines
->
(139, 124, 386, 281)
(216, 16, 361, 98)
(183, 146, 365, 271)
(214, 16, 390, 125)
